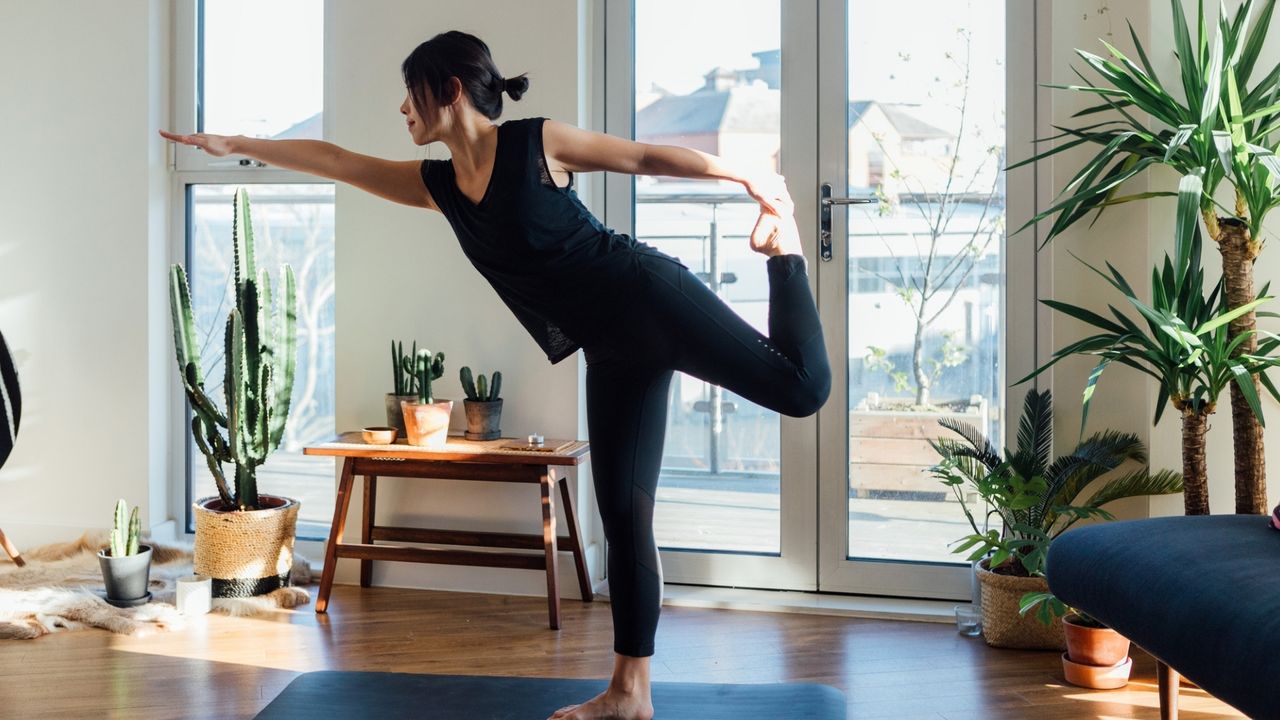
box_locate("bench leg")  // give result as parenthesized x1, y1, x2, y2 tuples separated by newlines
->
(0, 526, 24, 567)
(317, 457, 356, 613)
(1157, 660, 1180, 720)
(558, 476, 593, 602)
(360, 475, 378, 588)
(541, 466, 561, 630)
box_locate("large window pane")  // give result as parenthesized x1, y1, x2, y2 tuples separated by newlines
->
(846, 0, 1005, 563)
(185, 184, 336, 531)
(200, 0, 323, 139)
(637, 0, 783, 554)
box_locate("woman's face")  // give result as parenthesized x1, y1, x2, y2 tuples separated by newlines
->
(401, 78, 459, 145)
(400, 89, 429, 145)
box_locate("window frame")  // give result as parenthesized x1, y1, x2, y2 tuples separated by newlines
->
(168, 0, 334, 540)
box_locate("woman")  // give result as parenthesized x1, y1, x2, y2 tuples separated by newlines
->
(161, 30, 830, 720)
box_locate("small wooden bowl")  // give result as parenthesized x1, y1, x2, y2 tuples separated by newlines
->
(362, 426, 398, 444)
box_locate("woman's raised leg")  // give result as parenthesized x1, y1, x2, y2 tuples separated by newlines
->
(633, 251, 832, 418)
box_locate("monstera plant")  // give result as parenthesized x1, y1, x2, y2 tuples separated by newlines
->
(169, 187, 302, 598)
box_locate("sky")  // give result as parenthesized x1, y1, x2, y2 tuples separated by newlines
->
(202, 0, 1005, 140)
(202, 0, 324, 138)
(637, 0, 1006, 135)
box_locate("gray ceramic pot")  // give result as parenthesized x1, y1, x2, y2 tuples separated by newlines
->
(464, 398, 504, 440)
(98, 544, 153, 604)
(385, 393, 417, 437)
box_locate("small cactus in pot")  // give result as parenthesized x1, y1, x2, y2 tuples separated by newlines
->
(97, 499, 153, 607)
(461, 366, 504, 440)
(385, 339, 421, 436)
(401, 348, 452, 447)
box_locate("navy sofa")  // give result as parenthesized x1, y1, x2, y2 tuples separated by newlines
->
(1046, 515, 1280, 720)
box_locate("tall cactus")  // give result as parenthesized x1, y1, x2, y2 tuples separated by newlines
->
(169, 188, 297, 511)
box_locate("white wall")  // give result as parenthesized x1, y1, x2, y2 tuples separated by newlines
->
(0, 0, 171, 546)
(325, 0, 604, 596)
(1039, 1, 1155, 522)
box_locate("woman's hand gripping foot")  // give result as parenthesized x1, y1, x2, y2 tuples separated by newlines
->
(744, 171, 803, 257)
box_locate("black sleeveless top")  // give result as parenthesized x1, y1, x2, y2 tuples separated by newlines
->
(420, 116, 685, 364)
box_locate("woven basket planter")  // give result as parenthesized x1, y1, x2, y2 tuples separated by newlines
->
(976, 559, 1065, 650)
(193, 495, 300, 598)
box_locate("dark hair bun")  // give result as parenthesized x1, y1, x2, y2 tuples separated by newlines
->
(503, 73, 529, 101)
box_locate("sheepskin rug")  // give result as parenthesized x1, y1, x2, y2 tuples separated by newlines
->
(0, 532, 313, 639)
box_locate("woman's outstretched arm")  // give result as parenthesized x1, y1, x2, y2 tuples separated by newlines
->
(157, 130, 437, 210)
(542, 119, 793, 216)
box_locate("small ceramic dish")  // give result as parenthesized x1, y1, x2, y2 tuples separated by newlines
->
(362, 426, 398, 444)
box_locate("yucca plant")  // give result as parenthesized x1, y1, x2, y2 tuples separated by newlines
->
(169, 188, 298, 511)
(1018, 173, 1280, 514)
(1011, 0, 1280, 514)
(930, 388, 1183, 622)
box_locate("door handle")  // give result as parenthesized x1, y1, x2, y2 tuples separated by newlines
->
(820, 183, 876, 262)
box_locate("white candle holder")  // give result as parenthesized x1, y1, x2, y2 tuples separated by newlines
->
(176, 574, 212, 615)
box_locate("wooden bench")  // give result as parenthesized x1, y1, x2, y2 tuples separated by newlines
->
(304, 432, 593, 629)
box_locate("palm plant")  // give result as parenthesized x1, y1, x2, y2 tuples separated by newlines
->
(1018, 173, 1280, 514)
(1010, 0, 1280, 513)
(930, 388, 1183, 585)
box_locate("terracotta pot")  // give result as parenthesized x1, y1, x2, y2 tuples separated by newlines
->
(975, 559, 1066, 650)
(401, 399, 453, 447)
(192, 495, 299, 598)
(1062, 652, 1133, 689)
(1064, 615, 1131, 666)
(463, 398, 503, 440)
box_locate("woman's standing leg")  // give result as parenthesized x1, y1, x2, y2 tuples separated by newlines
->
(548, 343, 670, 720)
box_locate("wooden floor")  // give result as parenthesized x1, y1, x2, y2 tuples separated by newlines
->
(0, 584, 1244, 719)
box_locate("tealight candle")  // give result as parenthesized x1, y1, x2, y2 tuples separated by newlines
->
(176, 575, 212, 615)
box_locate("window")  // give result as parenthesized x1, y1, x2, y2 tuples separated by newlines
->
(172, 0, 334, 539)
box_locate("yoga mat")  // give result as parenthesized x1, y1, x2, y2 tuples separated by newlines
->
(255, 670, 847, 720)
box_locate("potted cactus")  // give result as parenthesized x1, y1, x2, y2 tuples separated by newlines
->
(401, 348, 451, 447)
(386, 340, 420, 437)
(97, 499, 153, 607)
(169, 187, 301, 598)
(460, 366, 503, 440)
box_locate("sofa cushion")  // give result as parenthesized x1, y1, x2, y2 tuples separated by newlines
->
(1046, 515, 1280, 719)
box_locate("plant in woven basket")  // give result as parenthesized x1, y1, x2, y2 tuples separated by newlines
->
(929, 388, 1183, 630)
(1009, 0, 1280, 514)
(169, 188, 302, 599)
(169, 187, 298, 512)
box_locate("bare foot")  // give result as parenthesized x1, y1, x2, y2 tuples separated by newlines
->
(547, 686, 654, 720)
(749, 211, 804, 257)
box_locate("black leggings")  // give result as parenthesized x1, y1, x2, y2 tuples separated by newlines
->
(581, 250, 831, 657)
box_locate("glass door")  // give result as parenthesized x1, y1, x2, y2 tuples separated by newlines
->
(817, 0, 1030, 598)
(605, 0, 1032, 598)
(610, 0, 821, 590)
